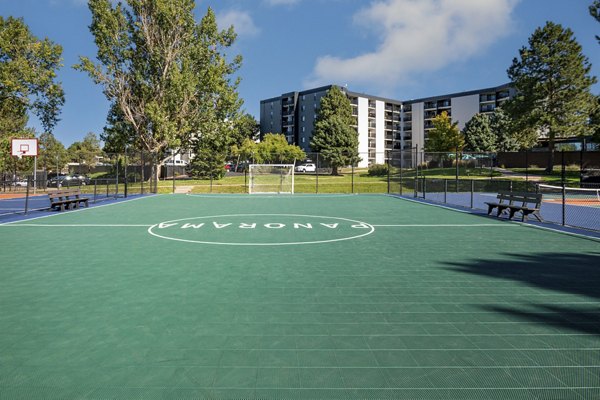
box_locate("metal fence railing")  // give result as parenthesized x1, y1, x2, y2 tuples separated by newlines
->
(405, 177, 599, 233)
(1, 149, 599, 232)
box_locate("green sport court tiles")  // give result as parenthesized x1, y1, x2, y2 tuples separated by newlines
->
(0, 194, 599, 400)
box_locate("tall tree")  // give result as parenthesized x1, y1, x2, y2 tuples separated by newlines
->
(425, 111, 464, 152)
(68, 132, 103, 173)
(591, 0, 600, 43)
(0, 16, 64, 134)
(255, 133, 305, 164)
(463, 109, 531, 152)
(231, 113, 260, 149)
(76, 0, 242, 182)
(0, 16, 64, 174)
(590, 95, 600, 144)
(310, 86, 360, 175)
(462, 113, 496, 152)
(38, 132, 68, 174)
(506, 22, 597, 172)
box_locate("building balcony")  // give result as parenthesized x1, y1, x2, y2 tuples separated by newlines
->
(480, 104, 496, 113)
(437, 100, 451, 108)
(479, 94, 496, 102)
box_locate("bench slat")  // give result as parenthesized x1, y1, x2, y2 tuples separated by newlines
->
(48, 189, 89, 211)
(485, 191, 543, 222)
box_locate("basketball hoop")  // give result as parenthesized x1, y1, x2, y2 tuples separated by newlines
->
(11, 138, 38, 158)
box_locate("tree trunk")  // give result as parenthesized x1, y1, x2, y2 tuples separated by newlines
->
(331, 166, 339, 176)
(545, 136, 555, 173)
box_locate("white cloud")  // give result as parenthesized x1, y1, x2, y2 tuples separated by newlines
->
(217, 10, 260, 38)
(263, 0, 301, 6)
(306, 0, 519, 89)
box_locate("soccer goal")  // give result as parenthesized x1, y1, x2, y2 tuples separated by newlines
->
(249, 164, 295, 194)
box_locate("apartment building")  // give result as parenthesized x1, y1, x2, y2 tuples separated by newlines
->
(260, 83, 515, 168)
(403, 83, 516, 151)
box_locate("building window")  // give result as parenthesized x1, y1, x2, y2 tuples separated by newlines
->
(302, 116, 305, 122)
(301, 137, 305, 143)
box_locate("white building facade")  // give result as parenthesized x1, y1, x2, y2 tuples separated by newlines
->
(260, 83, 515, 168)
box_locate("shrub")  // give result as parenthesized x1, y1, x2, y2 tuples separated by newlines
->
(368, 163, 389, 176)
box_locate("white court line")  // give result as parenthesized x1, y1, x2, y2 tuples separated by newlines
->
(0, 194, 156, 226)
(371, 224, 514, 227)
(3, 224, 153, 227)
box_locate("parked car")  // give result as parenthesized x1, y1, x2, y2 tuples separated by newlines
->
(12, 178, 28, 187)
(295, 163, 316, 173)
(72, 174, 90, 185)
(47, 175, 82, 188)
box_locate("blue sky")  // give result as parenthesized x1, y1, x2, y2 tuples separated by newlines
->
(1, 0, 599, 146)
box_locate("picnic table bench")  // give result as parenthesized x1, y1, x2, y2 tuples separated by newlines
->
(48, 189, 89, 211)
(485, 190, 543, 222)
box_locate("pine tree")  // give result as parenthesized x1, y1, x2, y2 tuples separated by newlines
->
(463, 113, 495, 152)
(591, 0, 600, 43)
(505, 22, 597, 172)
(310, 86, 360, 175)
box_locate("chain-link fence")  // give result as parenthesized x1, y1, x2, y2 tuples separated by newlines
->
(1, 149, 599, 231)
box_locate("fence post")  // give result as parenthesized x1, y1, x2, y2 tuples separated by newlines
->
(525, 149, 529, 189)
(141, 151, 145, 195)
(414, 177, 417, 198)
(399, 158, 403, 196)
(316, 153, 319, 194)
(444, 179, 447, 203)
(561, 150, 566, 185)
(561, 181, 566, 226)
(351, 164, 355, 194)
(93, 180, 97, 204)
(422, 177, 426, 199)
(387, 152, 390, 194)
(470, 179, 474, 209)
(124, 146, 128, 198)
(24, 176, 30, 215)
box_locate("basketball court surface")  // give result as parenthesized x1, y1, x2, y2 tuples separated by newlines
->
(1, 194, 599, 399)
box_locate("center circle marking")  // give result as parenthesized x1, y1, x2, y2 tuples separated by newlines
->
(147, 214, 375, 246)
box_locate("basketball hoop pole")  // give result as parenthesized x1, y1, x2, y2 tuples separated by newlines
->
(33, 155, 37, 194)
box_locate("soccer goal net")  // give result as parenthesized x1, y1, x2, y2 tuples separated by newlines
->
(249, 164, 295, 194)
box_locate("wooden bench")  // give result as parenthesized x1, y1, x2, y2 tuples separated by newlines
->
(48, 189, 89, 211)
(485, 191, 543, 222)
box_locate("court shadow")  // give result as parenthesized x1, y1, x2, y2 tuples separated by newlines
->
(446, 252, 600, 335)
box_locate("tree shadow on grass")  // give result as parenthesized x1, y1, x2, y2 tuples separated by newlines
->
(446, 252, 600, 335)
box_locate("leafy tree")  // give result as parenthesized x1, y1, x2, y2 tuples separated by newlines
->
(68, 132, 103, 173)
(591, 0, 600, 43)
(310, 86, 360, 175)
(231, 138, 258, 166)
(505, 22, 597, 172)
(590, 95, 600, 144)
(255, 133, 305, 164)
(489, 108, 529, 152)
(38, 132, 68, 174)
(425, 111, 464, 152)
(463, 109, 530, 152)
(0, 16, 65, 135)
(76, 0, 242, 182)
(462, 113, 495, 152)
(231, 113, 260, 149)
(187, 141, 228, 180)
(0, 16, 64, 175)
